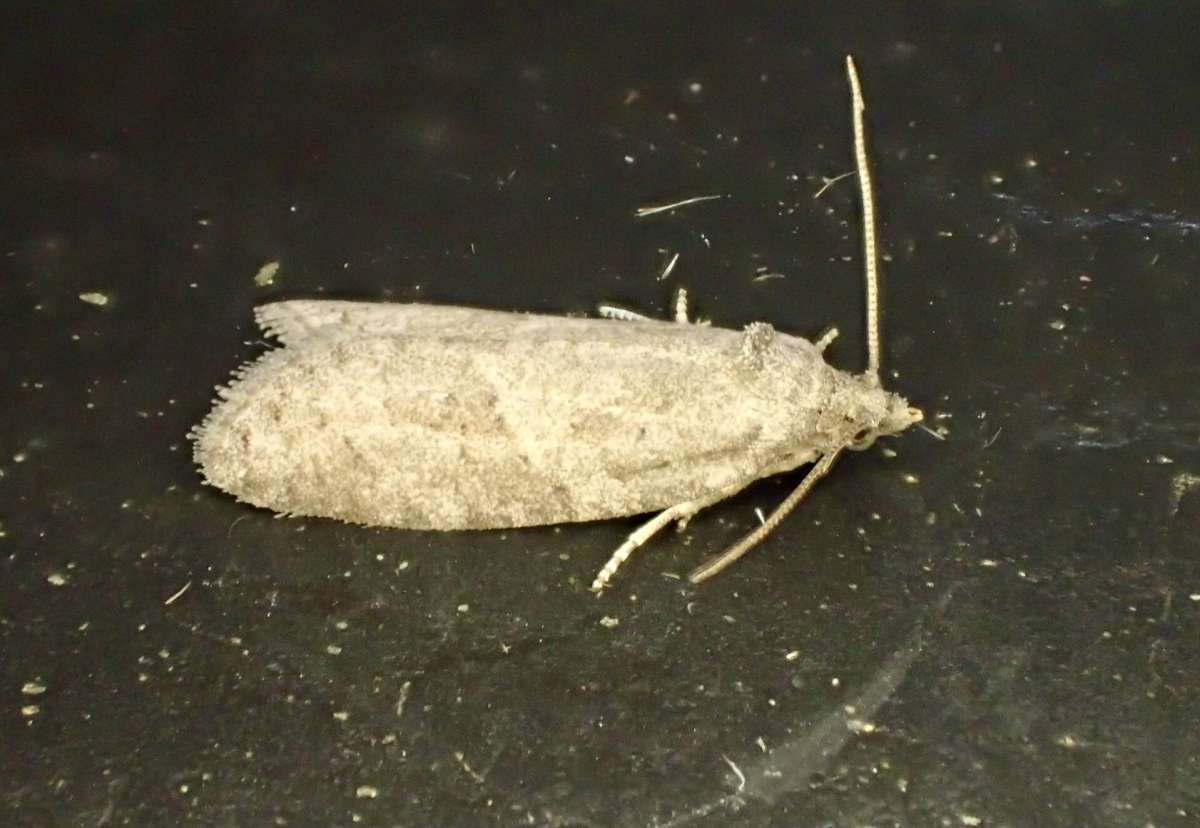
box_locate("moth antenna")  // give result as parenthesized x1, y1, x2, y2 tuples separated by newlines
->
(846, 55, 881, 380)
(688, 451, 842, 583)
(689, 59, 881, 585)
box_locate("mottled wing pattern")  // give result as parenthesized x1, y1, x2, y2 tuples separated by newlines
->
(195, 324, 816, 529)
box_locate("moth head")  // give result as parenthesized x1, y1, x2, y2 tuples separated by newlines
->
(844, 376, 923, 451)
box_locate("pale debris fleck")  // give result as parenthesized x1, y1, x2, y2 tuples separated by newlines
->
(21, 682, 47, 695)
(333, 710, 349, 721)
(22, 705, 40, 717)
(657, 251, 680, 282)
(785, 650, 800, 662)
(163, 580, 192, 605)
(1169, 472, 1200, 515)
(254, 260, 281, 287)
(396, 680, 412, 718)
(599, 616, 619, 629)
(813, 170, 855, 199)
(355, 785, 378, 799)
(634, 194, 723, 217)
(722, 754, 746, 792)
(846, 718, 876, 734)
(79, 291, 111, 307)
(46, 573, 67, 587)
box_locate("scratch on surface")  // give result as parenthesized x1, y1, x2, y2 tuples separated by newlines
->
(992, 191, 1200, 236)
(739, 589, 953, 803)
(741, 630, 922, 801)
(658, 590, 954, 825)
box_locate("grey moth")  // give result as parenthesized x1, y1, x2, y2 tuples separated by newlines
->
(191, 57, 922, 590)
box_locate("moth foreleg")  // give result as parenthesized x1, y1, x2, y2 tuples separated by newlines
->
(590, 479, 749, 593)
(597, 304, 656, 322)
(673, 288, 690, 323)
(815, 326, 839, 353)
(673, 288, 710, 327)
(688, 450, 842, 584)
(596, 288, 709, 326)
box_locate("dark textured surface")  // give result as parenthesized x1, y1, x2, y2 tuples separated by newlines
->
(3, 3, 1198, 826)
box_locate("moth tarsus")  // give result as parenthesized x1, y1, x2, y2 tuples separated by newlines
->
(191, 56, 922, 595)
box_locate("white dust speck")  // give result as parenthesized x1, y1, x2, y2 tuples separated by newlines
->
(46, 573, 67, 587)
(846, 719, 876, 734)
(79, 291, 110, 307)
(355, 785, 378, 799)
(599, 616, 619, 628)
(254, 260, 280, 287)
(21, 682, 47, 695)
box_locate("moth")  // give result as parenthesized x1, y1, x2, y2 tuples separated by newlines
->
(191, 56, 922, 591)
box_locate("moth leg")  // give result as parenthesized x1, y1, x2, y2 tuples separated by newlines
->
(673, 288, 690, 323)
(672, 288, 711, 327)
(688, 450, 842, 584)
(590, 482, 747, 593)
(597, 304, 656, 322)
(815, 326, 839, 353)
(597, 289, 710, 327)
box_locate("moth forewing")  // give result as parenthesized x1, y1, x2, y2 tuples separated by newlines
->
(192, 318, 849, 530)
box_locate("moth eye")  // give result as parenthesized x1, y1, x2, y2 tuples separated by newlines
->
(850, 428, 877, 451)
